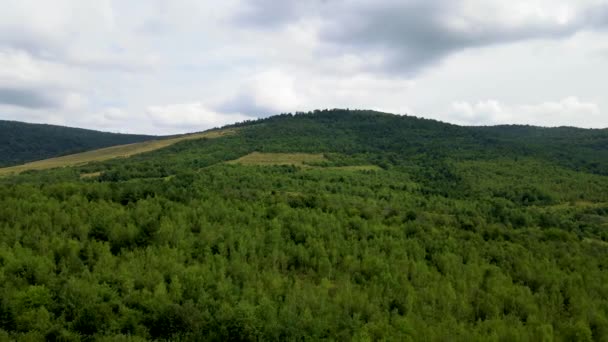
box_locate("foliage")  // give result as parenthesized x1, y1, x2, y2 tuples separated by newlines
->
(0, 120, 156, 167)
(0, 110, 607, 340)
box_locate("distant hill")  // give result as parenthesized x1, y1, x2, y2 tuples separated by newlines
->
(473, 124, 608, 175)
(0, 120, 157, 167)
(223, 109, 608, 175)
(3, 109, 607, 176)
(0, 128, 235, 176)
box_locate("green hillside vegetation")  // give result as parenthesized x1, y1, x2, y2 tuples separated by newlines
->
(0, 109, 607, 341)
(0, 129, 235, 177)
(0, 120, 158, 167)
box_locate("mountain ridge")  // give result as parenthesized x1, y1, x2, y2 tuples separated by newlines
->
(2, 109, 608, 176)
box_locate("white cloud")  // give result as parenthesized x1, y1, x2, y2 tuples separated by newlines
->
(238, 0, 608, 75)
(217, 66, 416, 117)
(448, 97, 604, 127)
(0, 49, 86, 109)
(0, 49, 81, 89)
(0, 1, 113, 57)
(51, 103, 257, 135)
(241, 69, 302, 113)
(146, 103, 255, 132)
(0, 0, 606, 133)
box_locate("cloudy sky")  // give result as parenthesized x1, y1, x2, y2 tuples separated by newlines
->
(0, 0, 607, 134)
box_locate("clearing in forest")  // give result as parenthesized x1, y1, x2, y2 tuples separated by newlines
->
(323, 165, 382, 171)
(227, 152, 381, 171)
(227, 152, 327, 166)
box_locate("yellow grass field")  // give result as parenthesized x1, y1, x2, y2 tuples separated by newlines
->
(323, 165, 382, 171)
(79, 171, 102, 179)
(0, 129, 236, 176)
(227, 152, 327, 166)
(227, 152, 382, 171)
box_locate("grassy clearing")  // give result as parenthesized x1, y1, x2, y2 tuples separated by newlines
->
(324, 165, 382, 172)
(550, 201, 608, 209)
(227, 152, 381, 171)
(583, 238, 608, 247)
(227, 152, 327, 166)
(79, 171, 102, 179)
(0, 129, 236, 176)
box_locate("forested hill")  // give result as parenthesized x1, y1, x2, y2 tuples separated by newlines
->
(0, 120, 156, 167)
(1, 109, 608, 340)
(473, 124, 608, 175)
(224, 109, 608, 175)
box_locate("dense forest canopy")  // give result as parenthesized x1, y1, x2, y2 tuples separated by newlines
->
(0, 120, 156, 167)
(0, 109, 607, 341)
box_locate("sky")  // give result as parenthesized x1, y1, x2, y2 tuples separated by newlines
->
(0, 0, 607, 135)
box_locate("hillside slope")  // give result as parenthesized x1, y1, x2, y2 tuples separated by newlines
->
(0, 110, 607, 340)
(0, 128, 235, 176)
(0, 120, 157, 167)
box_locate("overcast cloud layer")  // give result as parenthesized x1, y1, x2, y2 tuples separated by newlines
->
(0, 0, 607, 134)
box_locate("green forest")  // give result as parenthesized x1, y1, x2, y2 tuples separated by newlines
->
(1, 110, 607, 341)
(0, 120, 156, 167)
